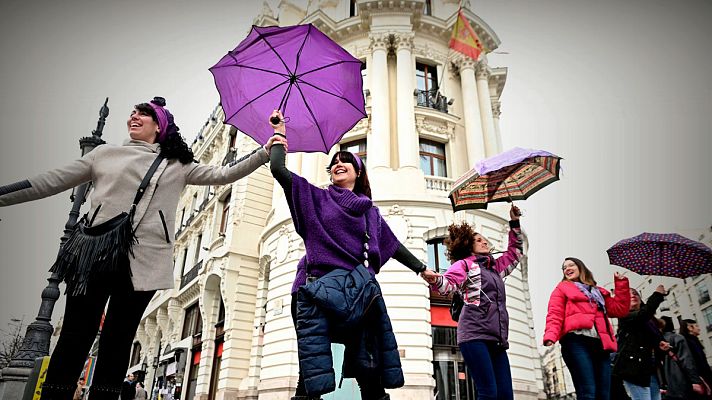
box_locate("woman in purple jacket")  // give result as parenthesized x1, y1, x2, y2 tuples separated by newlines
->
(422, 209, 524, 400)
(268, 111, 429, 400)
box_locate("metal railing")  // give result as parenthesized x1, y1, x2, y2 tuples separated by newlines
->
(222, 149, 237, 166)
(180, 260, 203, 289)
(415, 89, 451, 113)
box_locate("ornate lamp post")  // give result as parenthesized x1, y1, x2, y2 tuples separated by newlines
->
(0, 99, 109, 400)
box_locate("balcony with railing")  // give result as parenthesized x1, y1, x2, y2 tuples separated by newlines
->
(425, 176, 453, 193)
(180, 260, 203, 289)
(222, 149, 237, 166)
(415, 89, 452, 113)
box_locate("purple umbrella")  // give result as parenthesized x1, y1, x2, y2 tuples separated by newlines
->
(607, 233, 712, 278)
(449, 147, 562, 212)
(210, 24, 367, 153)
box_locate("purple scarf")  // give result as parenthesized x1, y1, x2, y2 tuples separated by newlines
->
(574, 282, 606, 311)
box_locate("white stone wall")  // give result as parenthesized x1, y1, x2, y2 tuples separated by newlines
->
(136, 1, 545, 399)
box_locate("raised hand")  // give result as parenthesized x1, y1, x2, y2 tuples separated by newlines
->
(510, 204, 521, 220)
(269, 110, 286, 135)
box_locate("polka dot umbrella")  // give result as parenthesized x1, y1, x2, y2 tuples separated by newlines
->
(606, 233, 712, 278)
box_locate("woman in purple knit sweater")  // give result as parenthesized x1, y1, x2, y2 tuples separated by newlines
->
(268, 111, 429, 400)
(422, 209, 524, 400)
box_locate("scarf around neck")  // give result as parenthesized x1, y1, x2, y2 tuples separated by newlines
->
(574, 282, 606, 312)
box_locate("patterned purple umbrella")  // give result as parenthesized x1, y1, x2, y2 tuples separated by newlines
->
(449, 147, 562, 212)
(210, 24, 367, 153)
(607, 233, 712, 278)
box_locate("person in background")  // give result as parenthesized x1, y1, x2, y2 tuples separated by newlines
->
(679, 318, 712, 398)
(543, 258, 631, 400)
(660, 316, 705, 399)
(612, 286, 667, 400)
(134, 382, 148, 400)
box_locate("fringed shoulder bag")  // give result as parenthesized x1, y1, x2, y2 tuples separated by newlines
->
(50, 155, 165, 295)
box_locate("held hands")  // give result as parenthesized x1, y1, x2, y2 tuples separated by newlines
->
(509, 205, 521, 221)
(264, 135, 288, 154)
(420, 269, 440, 285)
(269, 110, 286, 135)
(693, 383, 705, 395)
(659, 341, 671, 351)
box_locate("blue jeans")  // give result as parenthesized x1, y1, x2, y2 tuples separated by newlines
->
(459, 340, 513, 400)
(623, 375, 660, 400)
(560, 333, 611, 400)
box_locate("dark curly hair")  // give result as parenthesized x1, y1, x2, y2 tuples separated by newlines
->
(134, 102, 194, 164)
(444, 223, 477, 262)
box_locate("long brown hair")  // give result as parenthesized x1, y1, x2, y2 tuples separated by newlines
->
(444, 223, 477, 262)
(562, 257, 597, 286)
(326, 151, 372, 199)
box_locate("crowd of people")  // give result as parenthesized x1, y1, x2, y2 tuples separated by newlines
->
(1, 101, 709, 400)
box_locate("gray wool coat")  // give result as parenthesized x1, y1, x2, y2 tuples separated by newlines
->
(0, 139, 269, 291)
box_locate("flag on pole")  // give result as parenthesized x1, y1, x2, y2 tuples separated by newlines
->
(449, 9, 485, 60)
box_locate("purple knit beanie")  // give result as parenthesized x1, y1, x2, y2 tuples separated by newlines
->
(147, 97, 178, 143)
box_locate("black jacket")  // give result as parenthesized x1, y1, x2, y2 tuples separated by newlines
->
(613, 291, 665, 386)
(295, 264, 404, 397)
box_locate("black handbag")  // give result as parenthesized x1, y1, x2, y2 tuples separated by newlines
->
(449, 259, 471, 322)
(50, 155, 164, 295)
(450, 290, 464, 322)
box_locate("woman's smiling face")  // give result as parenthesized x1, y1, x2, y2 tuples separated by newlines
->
(562, 259, 581, 282)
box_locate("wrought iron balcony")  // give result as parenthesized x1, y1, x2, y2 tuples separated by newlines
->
(222, 149, 237, 166)
(415, 89, 452, 113)
(180, 260, 203, 289)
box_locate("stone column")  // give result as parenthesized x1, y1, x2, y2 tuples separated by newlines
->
(393, 32, 418, 170)
(367, 32, 391, 170)
(492, 100, 503, 154)
(476, 62, 498, 157)
(457, 57, 485, 166)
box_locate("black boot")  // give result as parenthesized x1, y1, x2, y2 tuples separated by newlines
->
(87, 384, 122, 400)
(290, 396, 323, 400)
(39, 382, 76, 400)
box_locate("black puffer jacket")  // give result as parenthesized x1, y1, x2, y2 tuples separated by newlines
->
(613, 291, 665, 386)
(295, 265, 404, 397)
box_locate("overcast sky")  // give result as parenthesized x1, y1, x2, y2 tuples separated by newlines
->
(1, 0, 710, 350)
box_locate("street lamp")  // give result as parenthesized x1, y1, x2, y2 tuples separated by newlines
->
(0, 99, 108, 399)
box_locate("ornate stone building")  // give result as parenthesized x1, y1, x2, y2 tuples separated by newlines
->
(132, 1, 544, 399)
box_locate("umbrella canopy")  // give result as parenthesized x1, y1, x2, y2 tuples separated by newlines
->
(449, 147, 562, 212)
(607, 233, 712, 278)
(210, 24, 367, 153)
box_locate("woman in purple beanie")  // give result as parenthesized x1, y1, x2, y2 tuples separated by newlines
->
(268, 110, 430, 400)
(0, 97, 286, 400)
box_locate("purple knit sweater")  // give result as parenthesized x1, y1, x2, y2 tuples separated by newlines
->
(288, 173, 400, 293)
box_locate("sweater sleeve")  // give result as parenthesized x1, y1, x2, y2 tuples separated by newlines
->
(543, 284, 567, 344)
(605, 276, 631, 318)
(185, 147, 269, 185)
(268, 142, 292, 199)
(494, 220, 525, 277)
(392, 244, 426, 273)
(432, 259, 469, 295)
(0, 150, 96, 206)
